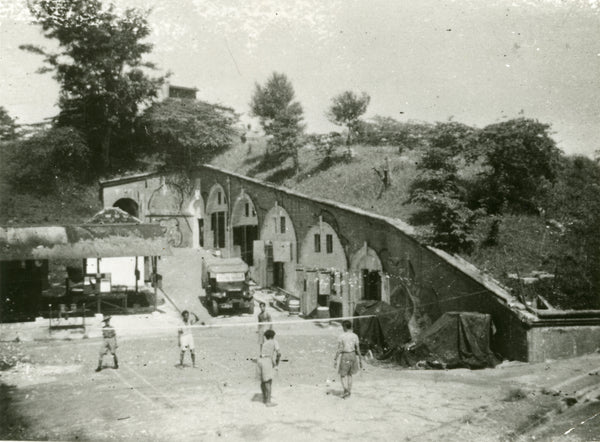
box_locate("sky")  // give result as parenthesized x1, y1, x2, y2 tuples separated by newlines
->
(0, 0, 599, 156)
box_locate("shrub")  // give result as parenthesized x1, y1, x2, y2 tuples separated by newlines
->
(3, 127, 91, 194)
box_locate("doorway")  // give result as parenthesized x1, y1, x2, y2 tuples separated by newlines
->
(197, 219, 204, 248)
(273, 262, 285, 289)
(363, 269, 381, 301)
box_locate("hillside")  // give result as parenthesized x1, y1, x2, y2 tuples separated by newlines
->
(211, 138, 562, 284)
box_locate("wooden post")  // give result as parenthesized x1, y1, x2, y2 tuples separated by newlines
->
(153, 256, 158, 312)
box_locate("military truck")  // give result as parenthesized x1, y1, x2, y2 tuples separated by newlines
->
(202, 257, 253, 316)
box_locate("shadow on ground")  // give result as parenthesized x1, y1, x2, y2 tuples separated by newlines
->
(0, 383, 29, 440)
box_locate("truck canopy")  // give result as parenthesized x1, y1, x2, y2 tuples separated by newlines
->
(205, 257, 249, 275)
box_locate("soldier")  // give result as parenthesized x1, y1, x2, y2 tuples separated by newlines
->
(257, 302, 273, 352)
(257, 329, 281, 407)
(178, 310, 199, 368)
(333, 320, 362, 398)
(96, 316, 118, 372)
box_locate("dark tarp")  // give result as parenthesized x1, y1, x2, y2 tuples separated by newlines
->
(399, 312, 499, 369)
(353, 301, 412, 356)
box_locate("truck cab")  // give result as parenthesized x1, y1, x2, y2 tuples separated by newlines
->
(202, 257, 253, 316)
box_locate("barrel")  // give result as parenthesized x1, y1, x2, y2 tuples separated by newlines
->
(316, 306, 330, 319)
(288, 299, 300, 315)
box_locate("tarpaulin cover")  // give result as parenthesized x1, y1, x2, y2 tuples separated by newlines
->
(399, 311, 499, 369)
(353, 301, 412, 355)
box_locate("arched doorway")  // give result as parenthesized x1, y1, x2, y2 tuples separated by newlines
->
(113, 198, 139, 218)
(231, 192, 258, 265)
(206, 184, 228, 249)
(257, 204, 297, 291)
(187, 193, 205, 249)
(299, 220, 348, 317)
(351, 243, 383, 301)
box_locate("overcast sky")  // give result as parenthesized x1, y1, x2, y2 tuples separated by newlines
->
(1, 0, 599, 156)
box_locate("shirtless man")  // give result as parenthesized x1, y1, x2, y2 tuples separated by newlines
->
(333, 320, 362, 398)
(257, 302, 272, 352)
(178, 310, 199, 368)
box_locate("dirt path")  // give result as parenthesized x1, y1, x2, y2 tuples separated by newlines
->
(3, 314, 600, 441)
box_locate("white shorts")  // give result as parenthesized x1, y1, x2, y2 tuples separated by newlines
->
(179, 334, 195, 350)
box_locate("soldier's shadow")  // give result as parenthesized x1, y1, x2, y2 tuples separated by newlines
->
(326, 389, 344, 398)
(251, 393, 264, 402)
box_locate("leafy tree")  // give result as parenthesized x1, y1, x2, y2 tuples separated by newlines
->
(250, 72, 304, 171)
(546, 156, 600, 308)
(0, 107, 18, 141)
(3, 127, 91, 194)
(21, 0, 164, 173)
(327, 91, 370, 146)
(408, 147, 482, 253)
(139, 98, 238, 172)
(355, 116, 430, 152)
(427, 121, 480, 157)
(477, 118, 561, 214)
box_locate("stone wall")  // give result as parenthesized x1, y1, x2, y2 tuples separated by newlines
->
(100, 165, 549, 362)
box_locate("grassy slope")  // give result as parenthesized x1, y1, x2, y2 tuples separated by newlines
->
(211, 139, 559, 281)
(0, 155, 101, 225)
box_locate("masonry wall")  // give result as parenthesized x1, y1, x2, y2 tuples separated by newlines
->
(101, 166, 534, 361)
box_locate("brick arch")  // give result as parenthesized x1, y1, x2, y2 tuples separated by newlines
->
(113, 198, 139, 218)
(299, 221, 348, 272)
(231, 191, 259, 265)
(205, 183, 228, 249)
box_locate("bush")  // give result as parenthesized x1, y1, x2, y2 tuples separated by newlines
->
(3, 127, 91, 194)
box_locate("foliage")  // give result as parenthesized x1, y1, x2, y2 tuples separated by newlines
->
(355, 116, 430, 151)
(408, 147, 483, 253)
(22, 0, 164, 173)
(477, 118, 561, 214)
(139, 98, 238, 172)
(0, 107, 17, 141)
(427, 121, 480, 157)
(548, 156, 600, 308)
(327, 91, 370, 145)
(249, 72, 304, 171)
(2, 127, 91, 194)
(306, 132, 344, 164)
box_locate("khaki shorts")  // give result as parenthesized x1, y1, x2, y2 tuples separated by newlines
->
(99, 338, 117, 356)
(338, 353, 359, 377)
(179, 334, 195, 350)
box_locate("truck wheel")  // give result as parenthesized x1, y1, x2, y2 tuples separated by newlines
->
(211, 300, 219, 316)
(247, 301, 255, 314)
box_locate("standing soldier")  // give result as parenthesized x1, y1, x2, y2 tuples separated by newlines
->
(333, 320, 362, 398)
(257, 302, 272, 352)
(96, 316, 118, 372)
(178, 310, 199, 368)
(257, 329, 281, 407)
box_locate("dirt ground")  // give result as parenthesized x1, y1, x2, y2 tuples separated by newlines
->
(1, 249, 600, 441)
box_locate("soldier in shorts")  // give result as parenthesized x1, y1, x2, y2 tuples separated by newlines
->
(96, 316, 118, 372)
(333, 320, 362, 398)
(178, 310, 199, 368)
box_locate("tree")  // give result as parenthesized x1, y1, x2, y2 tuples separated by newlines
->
(21, 0, 164, 174)
(546, 156, 600, 308)
(408, 147, 483, 253)
(477, 118, 561, 214)
(427, 121, 480, 157)
(250, 72, 304, 171)
(139, 98, 238, 172)
(327, 91, 370, 146)
(0, 107, 18, 141)
(3, 127, 91, 194)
